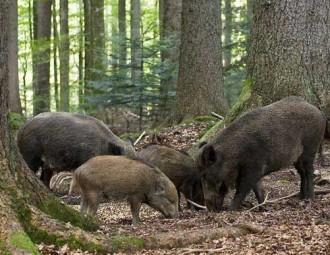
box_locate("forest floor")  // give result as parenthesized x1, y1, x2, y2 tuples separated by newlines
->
(39, 122, 330, 255)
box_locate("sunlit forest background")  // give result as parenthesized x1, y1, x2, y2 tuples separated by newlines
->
(16, 0, 249, 132)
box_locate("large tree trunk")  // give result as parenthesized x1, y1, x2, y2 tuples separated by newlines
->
(118, 0, 127, 68)
(59, 0, 70, 111)
(232, 0, 330, 117)
(175, 0, 227, 121)
(158, 0, 182, 118)
(8, 0, 22, 114)
(83, 0, 106, 97)
(33, 0, 52, 115)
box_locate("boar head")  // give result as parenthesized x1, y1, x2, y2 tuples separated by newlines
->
(198, 143, 236, 212)
(147, 175, 179, 218)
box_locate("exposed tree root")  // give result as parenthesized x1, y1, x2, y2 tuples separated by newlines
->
(144, 223, 264, 250)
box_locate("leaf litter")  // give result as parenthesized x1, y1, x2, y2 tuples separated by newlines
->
(39, 123, 330, 254)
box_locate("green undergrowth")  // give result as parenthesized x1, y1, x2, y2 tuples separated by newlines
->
(111, 235, 145, 252)
(39, 198, 98, 231)
(0, 239, 11, 255)
(10, 232, 40, 255)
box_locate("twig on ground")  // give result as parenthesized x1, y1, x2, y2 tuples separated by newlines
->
(247, 192, 270, 212)
(186, 199, 207, 210)
(247, 189, 330, 212)
(134, 131, 146, 146)
(181, 248, 225, 255)
(211, 112, 225, 120)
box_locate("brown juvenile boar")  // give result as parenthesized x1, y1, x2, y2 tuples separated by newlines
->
(69, 155, 178, 224)
(17, 112, 136, 186)
(198, 96, 327, 211)
(138, 145, 204, 210)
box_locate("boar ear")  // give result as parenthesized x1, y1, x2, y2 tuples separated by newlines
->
(108, 142, 123, 155)
(200, 145, 217, 168)
(155, 179, 166, 195)
(198, 141, 208, 149)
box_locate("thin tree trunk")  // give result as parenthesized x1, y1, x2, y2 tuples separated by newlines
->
(118, 0, 127, 68)
(83, 0, 106, 97)
(240, 0, 330, 115)
(8, 0, 22, 114)
(78, 0, 84, 107)
(59, 0, 70, 111)
(223, 0, 232, 68)
(111, 0, 118, 69)
(130, 0, 142, 84)
(158, 0, 182, 118)
(33, 0, 52, 115)
(175, 0, 227, 121)
(53, 0, 59, 111)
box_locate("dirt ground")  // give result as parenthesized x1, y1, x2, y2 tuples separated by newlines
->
(39, 123, 330, 254)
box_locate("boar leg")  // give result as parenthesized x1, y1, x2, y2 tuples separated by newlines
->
(40, 167, 53, 187)
(253, 181, 265, 204)
(85, 191, 99, 216)
(128, 196, 142, 224)
(80, 194, 88, 214)
(296, 159, 315, 199)
(294, 155, 315, 199)
(230, 171, 260, 210)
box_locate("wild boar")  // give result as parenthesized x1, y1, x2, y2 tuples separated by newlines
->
(138, 145, 204, 210)
(17, 112, 136, 186)
(69, 155, 178, 224)
(198, 96, 327, 211)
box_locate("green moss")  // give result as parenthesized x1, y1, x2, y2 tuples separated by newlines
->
(0, 240, 11, 255)
(8, 112, 26, 131)
(111, 235, 144, 252)
(10, 232, 40, 255)
(182, 115, 218, 124)
(39, 198, 98, 231)
(226, 79, 253, 123)
(11, 196, 104, 253)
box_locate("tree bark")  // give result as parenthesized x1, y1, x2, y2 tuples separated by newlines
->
(8, 0, 22, 114)
(175, 0, 227, 121)
(33, 0, 52, 115)
(223, 0, 232, 68)
(237, 0, 330, 115)
(78, 0, 84, 107)
(118, 0, 127, 68)
(53, 0, 59, 111)
(59, 0, 70, 111)
(130, 0, 142, 85)
(158, 0, 182, 118)
(83, 0, 106, 97)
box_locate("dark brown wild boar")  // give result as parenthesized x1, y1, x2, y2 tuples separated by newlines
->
(138, 145, 204, 210)
(198, 96, 327, 211)
(17, 112, 136, 186)
(69, 155, 178, 224)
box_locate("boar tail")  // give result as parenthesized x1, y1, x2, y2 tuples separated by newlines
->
(69, 175, 81, 196)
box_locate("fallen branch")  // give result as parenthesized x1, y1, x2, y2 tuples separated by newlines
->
(247, 189, 330, 212)
(211, 112, 225, 120)
(186, 199, 207, 210)
(134, 131, 146, 146)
